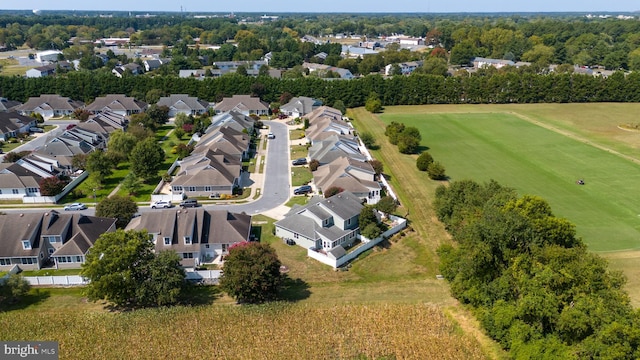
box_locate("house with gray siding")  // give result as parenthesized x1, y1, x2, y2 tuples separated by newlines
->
(275, 191, 364, 252)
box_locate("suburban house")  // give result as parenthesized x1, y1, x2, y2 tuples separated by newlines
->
(179, 69, 206, 79)
(0, 211, 116, 271)
(171, 148, 242, 198)
(308, 134, 367, 165)
(280, 97, 323, 118)
(306, 116, 353, 143)
(27, 61, 73, 78)
(305, 106, 344, 123)
(78, 111, 128, 138)
(302, 62, 354, 79)
(126, 208, 252, 267)
(156, 94, 211, 117)
(0, 112, 37, 141)
(472, 57, 515, 69)
(313, 156, 381, 204)
(17, 95, 84, 119)
(208, 110, 255, 135)
(195, 125, 251, 161)
(213, 60, 267, 72)
(143, 58, 170, 72)
(85, 94, 148, 116)
(0, 98, 21, 112)
(274, 191, 364, 254)
(112, 63, 143, 77)
(212, 95, 269, 116)
(34, 137, 93, 171)
(0, 164, 43, 199)
(384, 61, 424, 76)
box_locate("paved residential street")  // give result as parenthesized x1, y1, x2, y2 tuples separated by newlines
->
(2, 120, 293, 219)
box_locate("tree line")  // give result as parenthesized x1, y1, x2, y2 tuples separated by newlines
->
(4, 13, 640, 69)
(3, 71, 640, 109)
(435, 180, 640, 358)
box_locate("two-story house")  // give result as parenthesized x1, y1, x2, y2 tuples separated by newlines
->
(274, 191, 364, 252)
(126, 208, 252, 267)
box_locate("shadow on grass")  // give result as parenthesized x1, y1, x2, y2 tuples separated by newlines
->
(279, 276, 311, 302)
(181, 284, 223, 306)
(251, 225, 262, 241)
(2, 288, 50, 312)
(416, 145, 431, 153)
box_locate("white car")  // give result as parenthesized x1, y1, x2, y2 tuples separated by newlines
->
(151, 200, 173, 209)
(64, 203, 87, 211)
(267, 133, 275, 139)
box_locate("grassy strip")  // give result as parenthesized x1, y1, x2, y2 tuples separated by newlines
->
(290, 144, 308, 160)
(284, 195, 309, 207)
(291, 166, 312, 186)
(19, 269, 81, 276)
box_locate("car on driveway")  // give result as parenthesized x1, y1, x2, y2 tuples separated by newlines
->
(151, 200, 173, 209)
(64, 203, 87, 211)
(179, 199, 199, 208)
(293, 185, 313, 195)
(292, 158, 307, 166)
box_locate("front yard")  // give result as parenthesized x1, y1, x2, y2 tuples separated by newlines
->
(290, 144, 308, 160)
(291, 166, 313, 186)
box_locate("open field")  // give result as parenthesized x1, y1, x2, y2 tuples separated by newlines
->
(372, 103, 640, 306)
(0, 302, 485, 360)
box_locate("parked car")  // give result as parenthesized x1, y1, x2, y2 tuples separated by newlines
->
(151, 200, 173, 209)
(64, 203, 87, 211)
(293, 185, 313, 195)
(292, 158, 307, 166)
(30, 127, 44, 133)
(267, 133, 276, 139)
(179, 199, 199, 208)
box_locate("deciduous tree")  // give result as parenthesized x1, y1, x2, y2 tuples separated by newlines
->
(130, 138, 165, 182)
(220, 242, 283, 304)
(95, 195, 138, 229)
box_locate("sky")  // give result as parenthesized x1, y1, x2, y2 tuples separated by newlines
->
(7, 1, 640, 14)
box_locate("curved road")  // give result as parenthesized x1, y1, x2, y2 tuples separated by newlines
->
(4, 120, 291, 216)
(203, 120, 290, 214)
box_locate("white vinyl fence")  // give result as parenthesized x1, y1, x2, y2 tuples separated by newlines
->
(19, 269, 222, 287)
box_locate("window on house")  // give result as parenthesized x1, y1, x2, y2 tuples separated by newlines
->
(205, 244, 210, 249)
(204, 186, 212, 192)
(0, 258, 9, 266)
(182, 253, 194, 259)
(184, 236, 191, 245)
(75, 256, 82, 262)
(40, 252, 44, 259)
(164, 237, 171, 245)
(27, 187, 38, 193)
(222, 244, 228, 252)
(22, 240, 31, 250)
(48, 248, 54, 255)
(347, 218, 351, 225)
(188, 186, 196, 192)
(21, 258, 34, 265)
(12, 189, 19, 194)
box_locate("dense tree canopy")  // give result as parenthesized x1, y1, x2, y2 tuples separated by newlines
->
(220, 242, 283, 304)
(95, 195, 138, 229)
(434, 180, 640, 358)
(130, 138, 165, 182)
(81, 229, 186, 308)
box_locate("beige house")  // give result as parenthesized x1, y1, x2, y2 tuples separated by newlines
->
(212, 95, 269, 116)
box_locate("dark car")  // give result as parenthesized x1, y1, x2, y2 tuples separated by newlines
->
(30, 127, 44, 133)
(292, 158, 307, 166)
(293, 185, 312, 195)
(179, 199, 199, 208)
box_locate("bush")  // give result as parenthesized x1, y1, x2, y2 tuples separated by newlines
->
(361, 223, 382, 239)
(427, 161, 447, 180)
(416, 152, 434, 171)
(375, 196, 398, 214)
(324, 186, 344, 198)
(385, 122, 405, 145)
(309, 159, 320, 171)
(360, 132, 376, 149)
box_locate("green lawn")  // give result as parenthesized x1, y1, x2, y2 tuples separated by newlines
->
(20, 268, 81, 276)
(380, 112, 640, 252)
(290, 144, 308, 160)
(291, 166, 312, 186)
(289, 128, 306, 140)
(285, 196, 309, 207)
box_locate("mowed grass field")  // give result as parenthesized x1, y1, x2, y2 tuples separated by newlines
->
(373, 103, 640, 306)
(380, 111, 640, 252)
